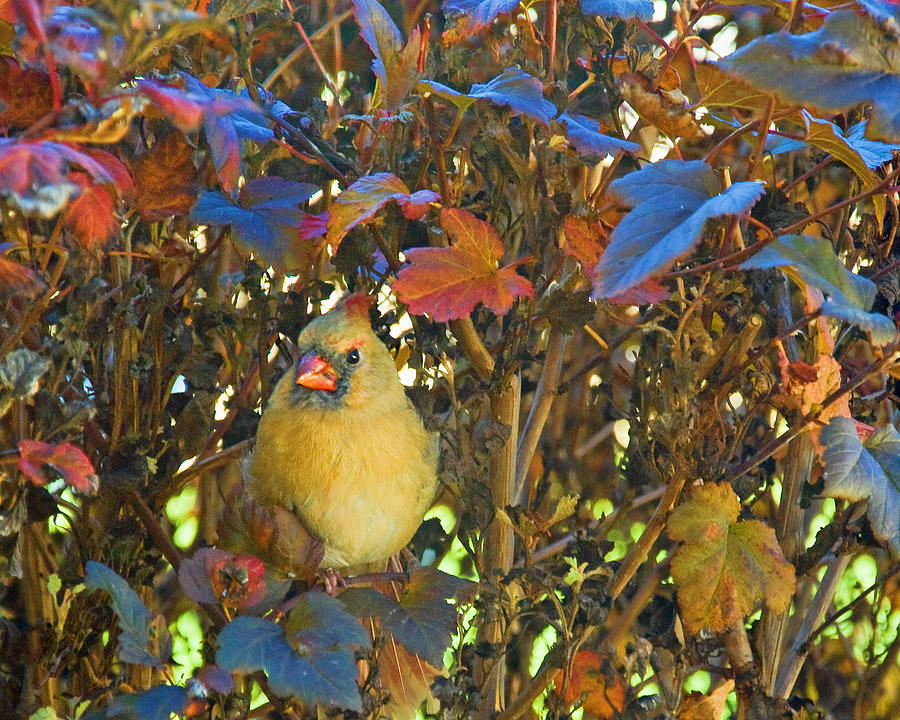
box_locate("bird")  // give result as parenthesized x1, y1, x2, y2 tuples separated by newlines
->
(243, 293, 438, 571)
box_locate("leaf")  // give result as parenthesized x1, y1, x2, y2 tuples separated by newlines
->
(103, 685, 192, 720)
(668, 482, 795, 634)
(800, 111, 887, 223)
(352, 0, 421, 110)
(217, 594, 368, 709)
(775, 351, 849, 453)
(326, 172, 439, 249)
(378, 640, 441, 720)
(0, 348, 49, 399)
(84, 561, 161, 667)
(17, 440, 98, 494)
(466, 68, 556, 127)
(822, 417, 900, 555)
(719, 10, 900, 142)
(178, 548, 266, 609)
(0, 255, 42, 298)
(678, 679, 734, 720)
(128, 132, 198, 221)
(738, 234, 897, 345)
(393, 207, 534, 321)
(592, 160, 764, 300)
(580, 0, 653, 20)
(340, 566, 472, 666)
(0, 56, 52, 130)
(63, 173, 117, 248)
(191, 177, 321, 272)
(442, 0, 521, 41)
(217, 483, 324, 580)
(555, 650, 626, 719)
(844, 120, 900, 169)
(140, 75, 275, 194)
(557, 112, 640, 160)
(619, 74, 701, 139)
(694, 61, 782, 114)
(561, 215, 607, 266)
(0, 139, 113, 218)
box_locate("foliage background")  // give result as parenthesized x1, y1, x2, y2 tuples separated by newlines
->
(1, 0, 900, 719)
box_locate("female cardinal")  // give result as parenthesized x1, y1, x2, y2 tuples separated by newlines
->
(244, 293, 438, 569)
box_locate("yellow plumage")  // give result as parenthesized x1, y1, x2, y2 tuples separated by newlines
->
(244, 295, 438, 568)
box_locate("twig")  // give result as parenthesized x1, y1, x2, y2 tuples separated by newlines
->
(606, 472, 686, 603)
(282, 0, 341, 104)
(263, 10, 353, 89)
(773, 553, 853, 698)
(449, 318, 495, 381)
(515, 330, 568, 502)
(722, 344, 900, 485)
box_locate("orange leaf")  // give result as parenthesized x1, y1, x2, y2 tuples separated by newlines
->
(561, 215, 607, 267)
(556, 650, 625, 719)
(678, 679, 734, 720)
(325, 173, 439, 250)
(17, 440, 98, 494)
(128, 132, 198, 222)
(393, 207, 534, 321)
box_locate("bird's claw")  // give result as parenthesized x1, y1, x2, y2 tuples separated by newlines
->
(321, 568, 345, 596)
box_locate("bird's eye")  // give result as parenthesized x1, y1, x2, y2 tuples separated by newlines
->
(346, 348, 361, 365)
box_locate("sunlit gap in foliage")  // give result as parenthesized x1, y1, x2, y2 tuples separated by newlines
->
(166, 484, 198, 551)
(320, 70, 349, 105)
(425, 504, 477, 580)
(692, 22, 740, 63)
(169, 609, 203, 682)
(48, 486, 79, 535)
(529, 624, 557, 717)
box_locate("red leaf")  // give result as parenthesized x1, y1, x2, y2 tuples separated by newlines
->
(208, 551, 266, 609)
(605, 277, 670, 305)
(393, 207, 534, 321)
(82, 149, 134, 200)
(0, 256, 42, 297)
(299, 211, 329, 241)
(17, 440, 98, 494)
(0, 57, 53, 130)
(64, 174, 117, 248)
(139, 79, 206, 132)
(11, 0, 47, 43)
(326, 173, 439, 250)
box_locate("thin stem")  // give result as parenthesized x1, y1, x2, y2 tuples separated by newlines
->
(515, 330, 568, 502)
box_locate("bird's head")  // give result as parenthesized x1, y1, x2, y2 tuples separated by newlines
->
(288, 293, 397, 410)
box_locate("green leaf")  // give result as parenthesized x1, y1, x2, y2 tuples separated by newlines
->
(84, 561, 161, 668)
(822, 417, 900, 555)
(216, 593, 368, 710)
(720, 10, 900, 141)
(340, 567, 472, 666)
(592, 160, 763, 300)
(738, 234, 896, 345)
(669, 483, 795, 633)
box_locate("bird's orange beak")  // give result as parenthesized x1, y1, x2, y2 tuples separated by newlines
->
(295, 352, 338, 391)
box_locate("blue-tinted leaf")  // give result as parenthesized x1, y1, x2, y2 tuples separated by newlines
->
(442, 0, 521, 38)
(845, 121, 900, 169)
(822, 417, 900, 555)
(191, 178, 321, 272)
(467, 68, 556, 126)
(720, 10, 900, 142)
(340, 567, 471, 666)
(739, 234, 897, 345)
(217, 594, 368, 710)
(104, 685, 190, 720)
(581, 0, 653, 21)
(858, 0, 900, 28)
(558, 112, 639, 159)
(84, 562, 160, 667)
(592, 160, 763, 300)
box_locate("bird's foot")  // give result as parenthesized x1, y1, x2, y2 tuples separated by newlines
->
(321, 568, 345, 596)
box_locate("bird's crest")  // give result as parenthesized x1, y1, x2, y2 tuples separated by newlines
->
(341, 292, 375, 321)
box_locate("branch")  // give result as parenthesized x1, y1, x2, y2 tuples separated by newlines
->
(449, 318, 495, 381)
(515, 329, 568, 502)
